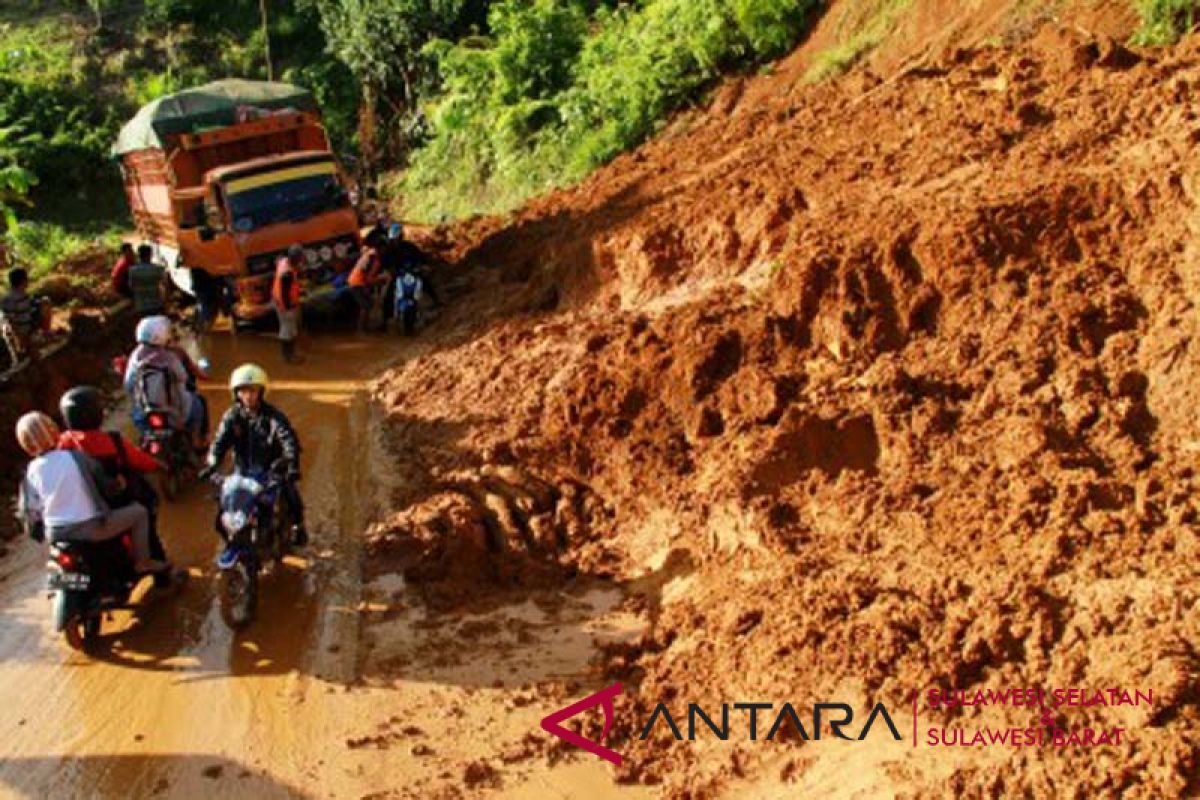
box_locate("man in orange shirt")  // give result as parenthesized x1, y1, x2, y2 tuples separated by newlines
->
(348, 228, 387, 332)
(273, 244, 304, 363)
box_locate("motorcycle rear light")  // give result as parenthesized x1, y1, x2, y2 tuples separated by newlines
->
(55, 552, 76, 570)
(148, 441, 162, 455)
(148, 413, 167, 429)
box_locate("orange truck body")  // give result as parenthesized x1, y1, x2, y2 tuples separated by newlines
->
(118, 106, 361, 320)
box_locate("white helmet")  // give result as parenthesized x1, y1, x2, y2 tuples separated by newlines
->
(229, 363, 269, 399)
(136, 315, 171, 346)
(15, 411, 60, 456)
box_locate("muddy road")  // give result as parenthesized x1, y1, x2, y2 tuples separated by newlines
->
(0, 329, 648, 799)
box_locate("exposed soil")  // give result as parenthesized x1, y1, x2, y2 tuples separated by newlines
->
(5, 2, 1200, 798)
(364, 12, 1200, 799)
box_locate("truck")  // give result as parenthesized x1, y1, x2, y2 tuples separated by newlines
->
(112, 79, 362, 324)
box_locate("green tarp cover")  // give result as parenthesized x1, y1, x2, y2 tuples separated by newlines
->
(112, 79, 317, 156)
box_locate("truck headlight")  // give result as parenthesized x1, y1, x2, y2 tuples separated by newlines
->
(319, 245, 333, 261)
(333, 242, 350, 259)
(304, 248, 318, 265)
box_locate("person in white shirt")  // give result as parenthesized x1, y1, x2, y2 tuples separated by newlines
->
(15, 411, 165, 573)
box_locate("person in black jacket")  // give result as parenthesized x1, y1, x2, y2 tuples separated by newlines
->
(380, 222, 442, 316)
(202, 363, 307, 546)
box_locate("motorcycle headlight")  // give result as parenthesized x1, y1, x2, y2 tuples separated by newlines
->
(221, 510, 249, 533)
(319, 245, 333, 261)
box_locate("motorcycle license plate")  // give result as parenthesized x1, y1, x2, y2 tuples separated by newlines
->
(48, 572, 90, 591)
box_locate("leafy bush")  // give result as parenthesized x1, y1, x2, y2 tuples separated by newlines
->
(404, 0, 819, 220)
(0, 75, 125, 210)
(0, 2, 362, 274)
(4, 220, 121, 282)
(0, 126, 36, 230)
(1132, 0, 1200, 45)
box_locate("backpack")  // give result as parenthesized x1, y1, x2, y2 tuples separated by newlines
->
(101, 431, 158, 510)
(133, 362, 176, 416)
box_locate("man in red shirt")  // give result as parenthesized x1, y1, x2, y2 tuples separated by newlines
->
(110, 243, 135, 299)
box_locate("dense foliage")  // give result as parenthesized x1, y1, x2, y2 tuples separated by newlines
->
(0, 0, 822, 239)
(0, 0, 354, 262)
(404, 0, 820, 220)
(6, 0, 1188, 251)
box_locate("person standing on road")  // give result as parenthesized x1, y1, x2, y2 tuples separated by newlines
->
(110, 243, 135, 300)
(348, 229, 388, 332)
(272, 244, 304, 363)
(191, 267, 221, 332)
(128, 244, 168, 319)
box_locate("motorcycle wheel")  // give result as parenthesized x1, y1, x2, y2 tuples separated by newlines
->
(218, 560, 257, 630)
(63, 614, 101, 653)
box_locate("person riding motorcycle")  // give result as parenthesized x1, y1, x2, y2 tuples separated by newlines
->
(123, 315, 208, 449)
(202, 364, 307, 546)
(56, 386, 171, 567)
(393, 268, 424, 336)
(15, 411, 166, 574)
(380, 222, 442, 318)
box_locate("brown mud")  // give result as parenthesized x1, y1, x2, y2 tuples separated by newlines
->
(0, 325, 658, 800)
(364, 11, 1200, 800)
(4, 2, 1200, 798)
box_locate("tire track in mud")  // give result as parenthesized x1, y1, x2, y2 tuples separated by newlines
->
(0, 326, 656, 799)
(0, 330, 401, 799)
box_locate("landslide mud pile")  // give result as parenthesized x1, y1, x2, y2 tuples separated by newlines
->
(371, 26, 1200, 797)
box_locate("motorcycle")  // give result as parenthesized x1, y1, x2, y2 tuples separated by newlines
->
(207, 461, 296, 629)
(110, 352, 210, 503)
(141, 409, 199, 501)
(393, 274, 422, 336)
(46, 534, 182, 652)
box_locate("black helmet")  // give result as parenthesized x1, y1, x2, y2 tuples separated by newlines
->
(59, 386, 104, 431)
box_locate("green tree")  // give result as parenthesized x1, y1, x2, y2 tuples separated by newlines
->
(312, 0, 486, 175)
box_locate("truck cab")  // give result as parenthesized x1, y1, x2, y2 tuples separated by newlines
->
(183, 151, 361, 320)
(113, 80, 363, 324)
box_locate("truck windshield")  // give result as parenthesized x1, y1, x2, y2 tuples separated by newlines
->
(224, 163, 347, 232)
